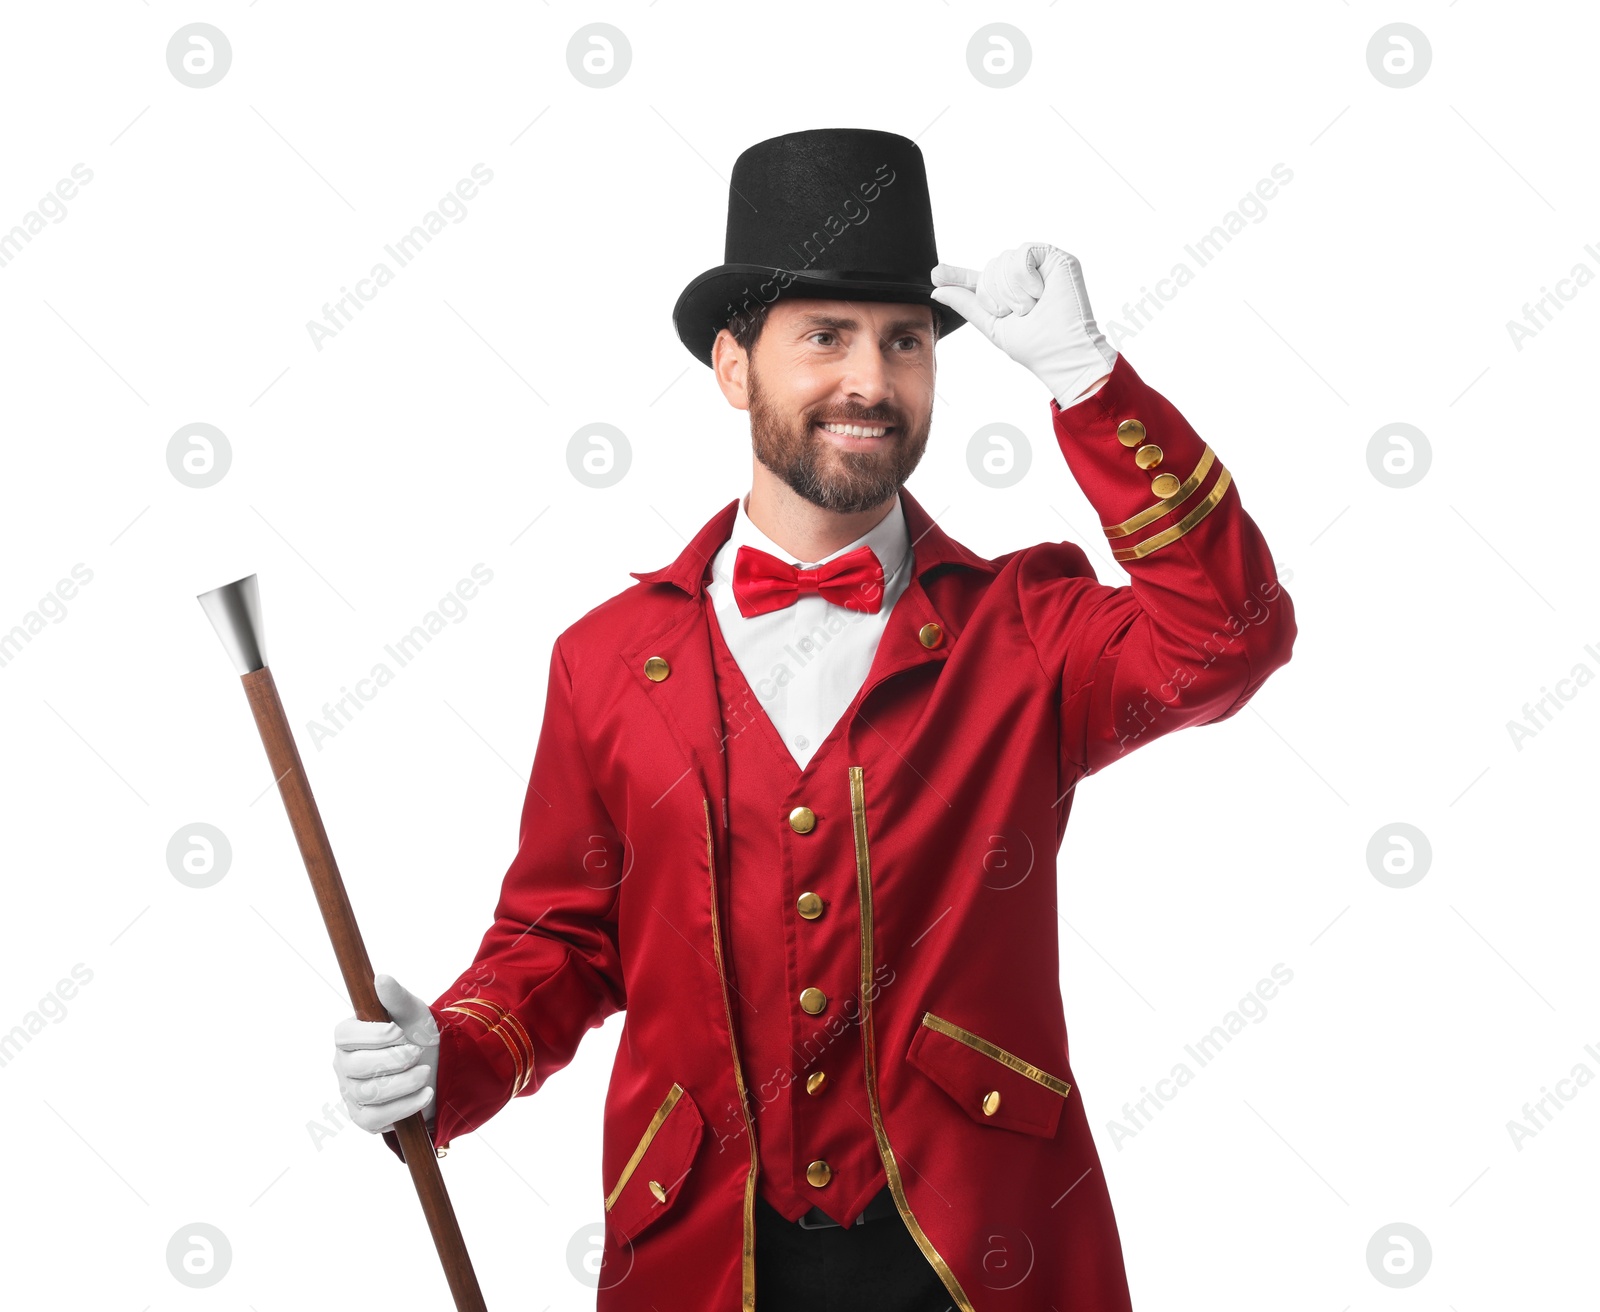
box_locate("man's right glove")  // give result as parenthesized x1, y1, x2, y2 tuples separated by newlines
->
(333, 973, 439, 1133)
(930, 244, 1118, 408)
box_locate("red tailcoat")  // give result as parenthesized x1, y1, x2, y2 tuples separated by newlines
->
(385, 354, 1295, 1309)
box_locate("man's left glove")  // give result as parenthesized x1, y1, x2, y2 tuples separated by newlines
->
(931, 243, 1117, 408)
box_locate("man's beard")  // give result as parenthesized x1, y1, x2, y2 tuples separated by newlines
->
(747, 362, 931, 515)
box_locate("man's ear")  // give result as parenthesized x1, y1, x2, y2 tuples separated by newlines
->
(711, 328, 751, 412)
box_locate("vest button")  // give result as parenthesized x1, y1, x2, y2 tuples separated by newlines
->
(918, 622, 943, 649)
(1150, 472, 1181, 499)
(1117, 418, 1147, 447)
(799, 987, 827, 1015)
(805, 1159, 833, 1188)
(1134, 443, 1163, 470)
(643, 655, 670, 682)
(796, 891, 823, 919)
(788, 805, 816, 834)
(806, 1071, 828, 1096)
(982, 1089, 1002, 1116)
(648, 1179, 667, 1202)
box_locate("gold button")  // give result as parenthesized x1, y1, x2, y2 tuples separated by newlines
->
(805, 1159, 833, 1188)
(788, 805, 816, 834)
(1150, 472, 1181, 499)
(1116, 419, 1146, 447)
(796, 891, 823, 920)
(918, 621, 943, 648)
(643, 655, 670, 682)
(1134, 444, 1163, 470)
(649, 1179, 667, 1203)
(799, 987, 827, 1015)
(982, 1090, 1002, 1116)
(806, 1071, 828, 1096)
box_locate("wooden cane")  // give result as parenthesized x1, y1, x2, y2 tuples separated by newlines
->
(198, 574, 488, 1312)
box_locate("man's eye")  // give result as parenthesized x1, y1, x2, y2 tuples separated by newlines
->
(894, 336, 921, 350)
(808, 331, 837, 346)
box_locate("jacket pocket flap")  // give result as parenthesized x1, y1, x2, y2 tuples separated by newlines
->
(907, 1011, 1072, 1137)
(603, 1082, 705, 1244)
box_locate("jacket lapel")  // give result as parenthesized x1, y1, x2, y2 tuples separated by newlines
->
(618, 498, 740, 809)
(853, 486, 998, 705)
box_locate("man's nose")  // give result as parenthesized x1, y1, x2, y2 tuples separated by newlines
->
(838, 341, 894, 406)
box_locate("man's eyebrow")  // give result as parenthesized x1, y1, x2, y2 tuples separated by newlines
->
(794, 312, 934, 336)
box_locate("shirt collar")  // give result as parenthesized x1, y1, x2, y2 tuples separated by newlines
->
(628, 483, 997, 598)
(717, 489, 910, 588)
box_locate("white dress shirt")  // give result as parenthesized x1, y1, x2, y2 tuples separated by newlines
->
(705, 490, 914, 769)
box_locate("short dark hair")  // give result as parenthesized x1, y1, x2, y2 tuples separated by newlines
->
(725, 298, 942, 357)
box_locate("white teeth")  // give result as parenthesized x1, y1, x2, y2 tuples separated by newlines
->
(820, 422, 888, 438)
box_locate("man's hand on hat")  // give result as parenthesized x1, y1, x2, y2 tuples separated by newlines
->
(930, 244, 1118, 409)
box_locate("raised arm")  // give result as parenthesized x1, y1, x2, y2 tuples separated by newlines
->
(1024, 351, 1294, 778)
(932, 245, 1294, 791)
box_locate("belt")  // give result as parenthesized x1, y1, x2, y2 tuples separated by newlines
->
(793, 1184, 897, 1230)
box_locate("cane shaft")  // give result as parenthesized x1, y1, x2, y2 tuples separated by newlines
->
(240, 666, 489, 1312)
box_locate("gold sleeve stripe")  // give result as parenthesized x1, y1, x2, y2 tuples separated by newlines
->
(498, 1013, 536, 1084)
(457, 997, 537, 1094)
(1102, 444, 1217, 539)
(466, 1002, 536, 1086)
(441, 1001, 529, 1095)
(446, 995, 535, 1065)
(447, 1009, 528, 1095)
(1112, 467, 1233, 561)
(604, 1082, 686, 1211)
(442, 997, 535, 1097)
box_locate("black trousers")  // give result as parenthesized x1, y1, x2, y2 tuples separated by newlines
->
(754, 1191, 957, 1312)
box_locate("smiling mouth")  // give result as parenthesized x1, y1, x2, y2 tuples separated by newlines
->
(816, 420, 894, 440)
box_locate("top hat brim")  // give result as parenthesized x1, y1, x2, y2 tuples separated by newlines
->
(673, 264, 966, 368)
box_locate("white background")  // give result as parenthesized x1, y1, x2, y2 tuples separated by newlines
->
(1, 2, 1594, 1308)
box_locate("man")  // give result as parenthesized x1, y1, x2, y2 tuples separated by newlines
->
(332, 128, 1295, 1311)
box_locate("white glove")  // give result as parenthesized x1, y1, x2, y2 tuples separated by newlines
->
(930, 243, 1117, 408)
(333, 973, 439, 1134)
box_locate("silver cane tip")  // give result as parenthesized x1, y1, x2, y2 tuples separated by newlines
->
(197, 573, 268, 674)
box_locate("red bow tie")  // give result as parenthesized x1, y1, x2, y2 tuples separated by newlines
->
(732, 543, 886, 618)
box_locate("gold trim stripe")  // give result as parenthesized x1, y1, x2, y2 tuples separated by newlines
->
(704, 797, 759, 1312)
(1112, 466, 1234, 561)
(450, 998, 537, 1086)
(1102, 444, 1217, 539)
(604, 1082, 685, 1211)
(443, 998, 534, 1094)
(921, 1012, 1072, 1097)
(441, 997, 535, 1097)
(850, 766, 977, 1312)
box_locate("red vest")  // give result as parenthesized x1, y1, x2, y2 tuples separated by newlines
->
(703, 591, 889, 1227)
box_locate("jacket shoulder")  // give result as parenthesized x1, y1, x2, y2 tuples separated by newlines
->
(1011, 538, 1103, 587)
(554, 573, 694, 663)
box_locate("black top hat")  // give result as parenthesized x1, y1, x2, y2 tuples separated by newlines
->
(672, 128, 966, 367)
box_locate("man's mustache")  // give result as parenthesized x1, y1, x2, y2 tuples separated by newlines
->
(805, 408, 904, 428)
